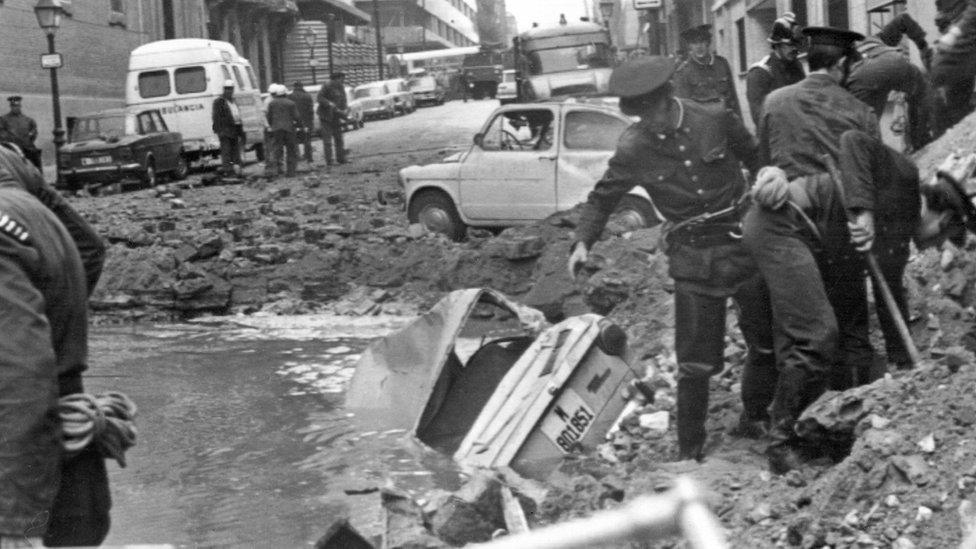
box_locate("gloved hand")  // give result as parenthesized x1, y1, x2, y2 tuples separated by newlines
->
(752, 166, 790, 210)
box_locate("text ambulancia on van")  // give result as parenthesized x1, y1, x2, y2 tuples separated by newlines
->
(126, 39, 266, 164)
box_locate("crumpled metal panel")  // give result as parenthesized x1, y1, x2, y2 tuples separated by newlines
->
(345, 289, 547, 432)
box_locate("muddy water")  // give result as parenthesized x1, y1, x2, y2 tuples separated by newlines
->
(85, 316, 462, 547)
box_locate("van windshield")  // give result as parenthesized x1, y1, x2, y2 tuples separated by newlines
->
(525, 43, 612, 75)
(71, 114, 126, 142)
(354, 86, 382, 99)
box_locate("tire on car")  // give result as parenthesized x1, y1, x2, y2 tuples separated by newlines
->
(610, 195, 660, 231)
(408, 189, 466, 241)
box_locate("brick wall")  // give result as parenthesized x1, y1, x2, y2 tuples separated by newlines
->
(0, 0, 207, 164)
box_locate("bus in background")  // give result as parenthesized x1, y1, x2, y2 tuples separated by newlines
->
(515, 21, 614, 101)
(460, 46, 510, 100)
(388, 46, 479, 100)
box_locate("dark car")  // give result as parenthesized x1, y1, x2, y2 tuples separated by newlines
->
(59, 108, 187, 191)
(408, 75, 447, 106)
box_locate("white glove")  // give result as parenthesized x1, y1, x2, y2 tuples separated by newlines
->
(752, 166, 790, 210)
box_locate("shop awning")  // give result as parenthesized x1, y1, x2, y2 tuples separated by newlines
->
(297, 0, 372, 26)
(210, 0, 299, 13)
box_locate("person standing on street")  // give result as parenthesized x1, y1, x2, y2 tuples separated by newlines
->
(846, 15, 934, 151)
(0, 96, 41, 170)
(265, 84, 299, 179)
(212, 80, 245, 177)
(317, 72, 348, 166)
(673, 24, 744, 120)
(759, 27, 879, 394)
(568, 56, 775, 462)
(0, 155, 112, 547)
(743, 129, 969, 473)
(291, 81, 315, 164)
(745, 14, 805, 127)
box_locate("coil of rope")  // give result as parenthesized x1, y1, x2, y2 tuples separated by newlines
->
(58, 392, 138, 467)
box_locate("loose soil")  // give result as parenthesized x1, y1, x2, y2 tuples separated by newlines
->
(71, 114, 976, 548)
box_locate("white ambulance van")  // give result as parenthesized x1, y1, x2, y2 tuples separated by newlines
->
(126, 39, 266, 163)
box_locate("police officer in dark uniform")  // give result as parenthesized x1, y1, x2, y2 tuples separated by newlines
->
(758, 27, 883, 398)
(743, 126, 971, 472)
(317, 72, 349, 166)
(0, 147, 111, 546)
(745, 14, 806, 127)
(290, 81, 316, 164)
(0, 96, 41, 170)
(568, 56, 775, 461)
(673, 24, 744, 120)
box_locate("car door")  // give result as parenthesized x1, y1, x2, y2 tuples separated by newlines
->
(150, 110, 180, 169)
(135, 110, 164, 167)
(556, 107, 632, 211)
(458, 106, 558, 221)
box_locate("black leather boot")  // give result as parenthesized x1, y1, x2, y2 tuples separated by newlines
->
(676, 377, 710, 461)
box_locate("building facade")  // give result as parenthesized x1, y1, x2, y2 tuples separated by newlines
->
(353, 0, 478, 52)
(0, 0, 209, 163)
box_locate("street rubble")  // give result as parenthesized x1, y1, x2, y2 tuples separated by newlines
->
(71, 114, 976, 548)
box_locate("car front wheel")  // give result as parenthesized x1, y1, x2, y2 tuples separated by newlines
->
(408, 190, 466, 241)
(610, 195, 660, 231)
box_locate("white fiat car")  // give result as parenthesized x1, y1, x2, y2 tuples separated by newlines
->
(398, 100, 657, 240)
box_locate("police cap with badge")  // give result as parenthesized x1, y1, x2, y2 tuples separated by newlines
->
(802, 26, 864, 51)
(768, 13, 801, 45)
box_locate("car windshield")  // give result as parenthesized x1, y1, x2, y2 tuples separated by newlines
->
(355, 86, 383, 99)
(408, 77, 437, 91)
(526, 43, 612, 74)
(70, 114, 125, 142)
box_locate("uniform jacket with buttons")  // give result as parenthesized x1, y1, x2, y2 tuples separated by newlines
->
(758, 73, 879, 180)
(577, 98, 757, 249)
(0, 180, 90, 537)
(745, 53, 805, 126)
(0, 113, 38, 151)
(266, 96, 299, 133)
(672, 54, 743, 121)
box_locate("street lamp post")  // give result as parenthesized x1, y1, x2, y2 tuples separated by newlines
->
(302, 27, 318, 85)
(34, 0, 65, 187)
(599, 0, 614, 44)
(325, 13, 336, 78)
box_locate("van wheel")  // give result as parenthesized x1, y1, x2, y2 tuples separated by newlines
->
(611, 195, 660, 231)
(141, 157, 157, 187)
(408, 190, 466, 241)
(171, 153, 189, 180)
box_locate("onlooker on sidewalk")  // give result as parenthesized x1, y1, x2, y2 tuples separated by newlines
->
(291, 81, 315, 163)
(265, 84, 299, 179)
(0, 96, 41, 170)
(211, 80, 245, 177)
(317, 72, 349, 166)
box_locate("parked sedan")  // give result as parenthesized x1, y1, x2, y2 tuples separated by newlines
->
(399, 100, 658, 240)
(59, 108, 186, 192)
(382, 78, 417, 115)
(353, 82, 397, 120)
(407, 75, 446, 106)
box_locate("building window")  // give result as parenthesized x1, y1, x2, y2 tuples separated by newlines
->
(826, 0, 848, 29)
(791, 0, 808, 27)
(736, 17, 747, 73)
(109, 0, 126, 27)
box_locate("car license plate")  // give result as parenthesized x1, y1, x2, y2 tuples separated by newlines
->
(540, 388, 597, 453)
(81, 155, 111, 166)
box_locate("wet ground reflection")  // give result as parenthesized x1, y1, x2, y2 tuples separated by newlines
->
(85, 317, 460, 547)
